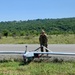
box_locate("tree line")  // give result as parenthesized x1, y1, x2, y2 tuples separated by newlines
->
(0, 17, 75, 37)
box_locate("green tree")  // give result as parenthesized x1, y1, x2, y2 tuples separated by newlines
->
(3, 30, 9, 37)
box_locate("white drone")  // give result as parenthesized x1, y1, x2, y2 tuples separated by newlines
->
(0, 45, 75, 63)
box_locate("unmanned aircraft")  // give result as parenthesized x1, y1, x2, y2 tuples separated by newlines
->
(0, 45, 75, 63)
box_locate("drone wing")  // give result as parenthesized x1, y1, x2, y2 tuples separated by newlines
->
(0, 51, 24, 54)
(34, 52, 75, 56)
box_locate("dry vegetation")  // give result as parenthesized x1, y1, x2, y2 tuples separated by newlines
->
(0, 34, 75, 44)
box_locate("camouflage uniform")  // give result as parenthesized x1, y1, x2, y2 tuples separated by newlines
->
(39, 31, 48, 52)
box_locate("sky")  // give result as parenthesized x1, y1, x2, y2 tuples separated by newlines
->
(0, 0, 75, 22)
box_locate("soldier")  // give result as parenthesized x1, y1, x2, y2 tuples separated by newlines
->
(39, 30, 48, 52)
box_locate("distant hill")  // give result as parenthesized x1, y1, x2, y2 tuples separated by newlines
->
(0, 17, 75, 36)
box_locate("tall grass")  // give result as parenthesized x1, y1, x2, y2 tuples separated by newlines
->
(0, 34, 75, 44)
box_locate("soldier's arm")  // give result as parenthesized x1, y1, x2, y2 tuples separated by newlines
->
(45, 34, 48, 42)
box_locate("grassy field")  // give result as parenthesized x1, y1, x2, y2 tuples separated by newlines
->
(0, 61, 75, 75)
(0, 34, 75, 44)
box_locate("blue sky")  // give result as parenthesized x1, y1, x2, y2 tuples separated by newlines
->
(0, 0, 75, 22)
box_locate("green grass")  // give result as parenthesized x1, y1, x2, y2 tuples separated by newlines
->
(0, 34, 75, 44)
(0, 61, 75, 75)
